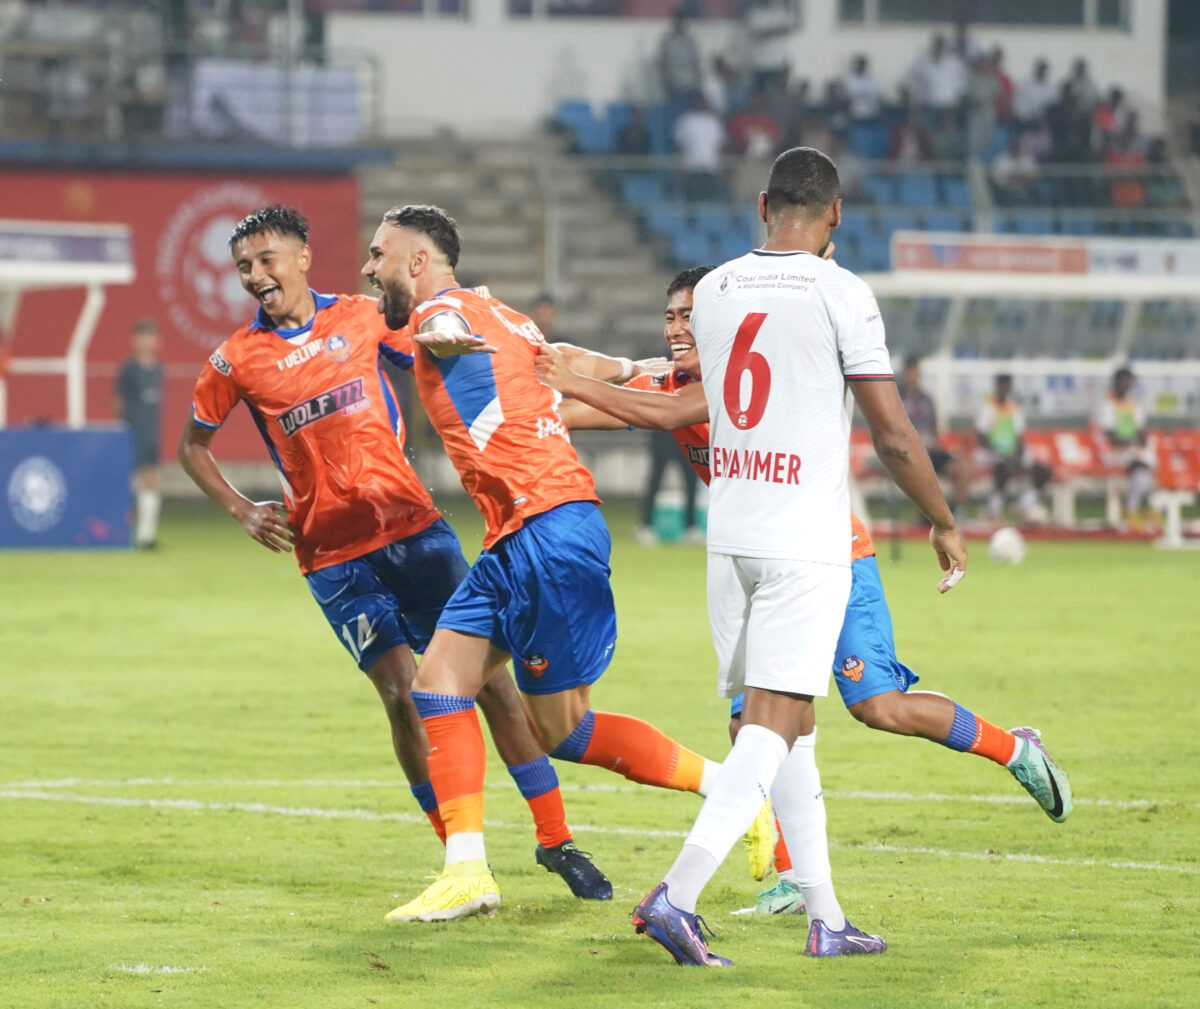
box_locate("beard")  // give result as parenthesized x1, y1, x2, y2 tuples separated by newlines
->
(380, 283, 414, 331)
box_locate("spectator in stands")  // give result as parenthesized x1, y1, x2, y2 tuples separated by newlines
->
(1013, 58, 1056, 128)
(615, 108, 651, 155)
(710, 52, 752, 115)
(929, 107, 964, 161)
(1064, 57, 1100, 114)
(743, 0, 796, 96)
(827, 131, 866, 202)
(727, 90, 780, 159)
(842, 54, 883, 125)
(529, 293, 560, 341)
(951, 17, 984, 63)
(1092, 86, 1131, 154)
(673, 92, 727, 202)
(1094, 365, 1156, 529)
(991, 132, 1039, 205)
(1145, 138, 1187, 208)
(909, 34, 967, 124)
(964, 52, 1000, 160)
(1105, 119, 1148, 209)
(1046, 85, 1093, 202)
(900, 357, 971, 515)
(114, 318, 164, 549)
(41, 55, 92, 141)
(975, 373, 1053, 523)
(890, 105, 935, 163)
(989, 46, 1014, 124)
(813, 77, 851, 136)
(657, 9, 702, 111)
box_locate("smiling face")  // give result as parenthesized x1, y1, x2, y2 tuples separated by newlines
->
(663, 287, 701, 380)
(231, 230, 312, 328)
(361, 222, 422, 331)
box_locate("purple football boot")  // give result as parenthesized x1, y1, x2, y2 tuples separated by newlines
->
(805, 918, 887, 957)
(633, 883, 733, 967)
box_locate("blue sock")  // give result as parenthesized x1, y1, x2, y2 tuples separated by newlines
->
(548, 709, 596, 763)
(939, 703, 978, 752)
(410, 780, 438, 814)
(507, 756, 559, 800)
(411, 691, 475, 719)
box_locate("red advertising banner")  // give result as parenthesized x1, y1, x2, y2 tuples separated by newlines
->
(0, 169, 362, 459)
(892, 234, 1089, 275)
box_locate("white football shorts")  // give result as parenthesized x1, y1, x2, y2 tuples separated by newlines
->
(707, 553, 851, 700)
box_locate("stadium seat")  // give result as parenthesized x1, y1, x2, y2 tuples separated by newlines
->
(669, 230, 714, 267)
(939, 175, 972, 208)
(923, 212, 966, 232)
(555, 99, 593, 134)
(620, 172, 663, 207)
(606, 101, 634, 135)
(1014, 214, 1054, 234)
(646, 104, 675, 156)
(849, 123, 890, 159)
(573, 119, 615, 155)
(864, 174, 895, 206)
(897, 172, 939, 207)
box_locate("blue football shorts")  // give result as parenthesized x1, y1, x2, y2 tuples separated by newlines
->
(436, 500, 618, 696)
(305, 518, 468, 673)
(729, 554, 919, 718)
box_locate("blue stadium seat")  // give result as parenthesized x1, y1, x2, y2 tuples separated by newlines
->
(556, 99, 593, 132)
(670, 230, 715, 267)
(849, 123, 890, 159)
(988, 124, 1014, 159)
(860, 234, 890, 271)
(1059, 217, 1098, 235)
(878, 209, 920, 234)
(573, 119, 615, 154)
(897, 172, 939, 207)
(923, 212, 966, 232)
(939, 176, 972, 208)
(1014, 214, 1053, 234)
(606, 101, 634, 135)
(620, 172, 663, 206)
(864, 174, 895, 205)
(718, 232, 750, 262)
(646, 104, 675, 156)
(691, 207, 729, 240)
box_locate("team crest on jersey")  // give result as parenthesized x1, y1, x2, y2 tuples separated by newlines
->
(715, 271, 732, 299)
(323, 334, 352, 363)
(840, 656, 865, 682)
(524, 653, 549, 677)
(209, 348, 232, 376)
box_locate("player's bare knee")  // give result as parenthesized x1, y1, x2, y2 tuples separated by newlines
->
(850, 694, 905, 733)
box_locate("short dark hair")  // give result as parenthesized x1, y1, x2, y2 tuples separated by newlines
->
(229, 205, 309, 249)
(532, 292, 556, 309)
(903, 354, 921, 370)
(765, 147, 840, 217)
(133, 317, 159, 336)
(382, 204, 460, 268)
(667, 265, 715, 298)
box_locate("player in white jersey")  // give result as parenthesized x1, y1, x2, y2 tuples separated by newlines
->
(632, 146, 969, 967)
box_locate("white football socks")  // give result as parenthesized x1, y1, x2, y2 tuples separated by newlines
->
(697, 758, 721, 797)
(771, 728, 846, 930)
(136, 489, 161, 546)
(662, 723, 788, 913)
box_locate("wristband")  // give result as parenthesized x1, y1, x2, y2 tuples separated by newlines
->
(616, 357, 634, 382)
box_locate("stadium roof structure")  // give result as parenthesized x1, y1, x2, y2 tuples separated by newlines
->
(0, 219, 135, 429)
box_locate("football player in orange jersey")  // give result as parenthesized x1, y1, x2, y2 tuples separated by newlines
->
(537, 266, 1074, 911)
(362, 205, 728, 923)
(178, 205, 613, 907)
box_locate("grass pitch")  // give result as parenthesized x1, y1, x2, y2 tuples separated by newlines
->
(2, 500, 1198, 1009)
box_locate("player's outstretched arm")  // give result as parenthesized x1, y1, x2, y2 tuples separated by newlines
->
(413, 311, 497, 358)
(178, 415, 294, 554)
(536, 343, 707, 430)
(850, 379, 967, 592)
(550, 343, 670, 384)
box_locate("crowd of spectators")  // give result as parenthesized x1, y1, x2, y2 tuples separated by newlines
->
(639, 9, 1183, 211)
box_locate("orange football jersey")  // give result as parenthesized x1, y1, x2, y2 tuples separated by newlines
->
(409, 288, 598, 548)
(191, 292, 440, 574)
(633, 369, 876, 560)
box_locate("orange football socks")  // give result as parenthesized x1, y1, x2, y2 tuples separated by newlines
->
(550, 709, 709, 793)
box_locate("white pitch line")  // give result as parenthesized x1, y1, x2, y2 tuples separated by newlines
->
(0, 778, 1188, 810)
(1, 789, 1194, 876)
